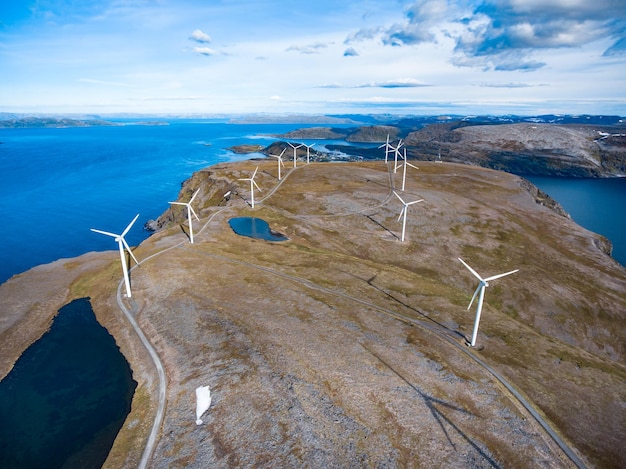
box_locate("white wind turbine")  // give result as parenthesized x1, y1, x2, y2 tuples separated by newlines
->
(378, 134, 393, 163)
(393, 191, 423, 242)
(91, 214, 141, 298)
(270, 148, 286, 180)
(169, 189, 200, 243)
(302, 143, 315, 163)
(239, 166, 261, 208)
(399, 147, 418, 192)
(458, 258, 519, 347)
(288, 142, 302, 168)
(391, 139, 404, 173)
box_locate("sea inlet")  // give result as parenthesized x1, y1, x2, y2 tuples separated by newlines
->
(0, 298, 136, 468)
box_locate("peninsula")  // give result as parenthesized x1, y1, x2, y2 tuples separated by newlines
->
(1, 159, 624, 468)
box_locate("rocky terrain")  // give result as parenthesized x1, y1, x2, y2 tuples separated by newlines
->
(1, 160, 625, 468)
(275, 121, 626, 177)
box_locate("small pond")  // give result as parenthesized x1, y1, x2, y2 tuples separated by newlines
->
(229, 217, 288, 241)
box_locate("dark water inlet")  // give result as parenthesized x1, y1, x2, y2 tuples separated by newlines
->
(0, 297, 136, 468)
(229, 217, 288, 241)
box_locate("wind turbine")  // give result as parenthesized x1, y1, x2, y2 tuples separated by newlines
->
(391, 139, 404, 173)
(393, 191, 423, 242)
(91, 214, 140, 298)
(270, 148, 286, 180)
(458, 258, 519, 347)
(399, 147, 418, 191)
(378, 134, 393, 163)
(287, 142, 302, 168)
(169, 189, 200, 243)
(239, 166, 261, 208)
(302, 143, 315, 163)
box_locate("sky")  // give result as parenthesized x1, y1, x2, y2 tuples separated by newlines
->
(1, 0, 625, 116)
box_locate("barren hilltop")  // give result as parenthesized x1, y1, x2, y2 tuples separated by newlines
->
(1, 160, 625, 468)
(276, 121, 626, 177)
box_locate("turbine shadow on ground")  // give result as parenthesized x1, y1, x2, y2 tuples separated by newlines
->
(345, 271, 467, 342)
(175, 223, 191, 242)
(364, 345, 500, 468)
(361, 213, 398, 239)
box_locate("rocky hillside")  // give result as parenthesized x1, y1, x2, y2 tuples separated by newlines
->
(273, 121, 626, 177)
(2, 160, 624, 468)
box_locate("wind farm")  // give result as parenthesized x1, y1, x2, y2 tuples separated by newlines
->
(3, 155, 625, 469)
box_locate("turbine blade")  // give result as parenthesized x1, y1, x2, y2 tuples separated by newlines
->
(280, 148, 286, 157)
(458, 257, 484, 281)
(393, 191, 405, 204)
(397, 207, 405, 222)
(252, 166, 258, 179)
(407, 199, 424, 206)
(121, 214, 140, 237)
(169, 201, 185, 206)
(91, 228, 119, 238)
(467, 285, 481, 310)
(122, 237, 140, 265)
(189, 206, 200, 221)
(485, 269, 519, 282)
(253, 180, 261, 191)
(407, 163, 419, 169)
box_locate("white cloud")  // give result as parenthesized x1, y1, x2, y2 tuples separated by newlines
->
(286, 42, 331, 54)
(194, 46, 218, 56)
(190, 29, 212, 43)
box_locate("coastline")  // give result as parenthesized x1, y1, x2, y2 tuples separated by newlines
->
(1, 159, 625, 467)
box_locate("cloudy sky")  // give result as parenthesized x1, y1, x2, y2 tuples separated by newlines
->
(1, 0, 625, 116)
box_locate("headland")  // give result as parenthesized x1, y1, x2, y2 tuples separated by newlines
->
(1, 159, 625, 467)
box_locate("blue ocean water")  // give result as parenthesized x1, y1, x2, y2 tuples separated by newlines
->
(0, 297, 136, 468)
(527, 176, 626, 267)
(0, 121, 324, 284)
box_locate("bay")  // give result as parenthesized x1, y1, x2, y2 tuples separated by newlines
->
(0, 121, 327, 284)
(526, 176, 626, 267)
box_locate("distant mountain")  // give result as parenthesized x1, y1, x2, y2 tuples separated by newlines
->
(0, 116, 118, 128)
(271, 117, 626, 177)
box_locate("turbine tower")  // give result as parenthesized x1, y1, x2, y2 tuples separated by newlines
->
(91, 214, 141, 298)
(399, 147, 418, 192)
(378, 134, 393, 163)
(288, 142, 302, 168)
(239, 166, 261, 208)
(393, 191, 423, 242)
(458, 258, 519, 347)
(169, 189, 200, 243)
(302, 143, 315, 163)
(270, 148, 286, 180)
